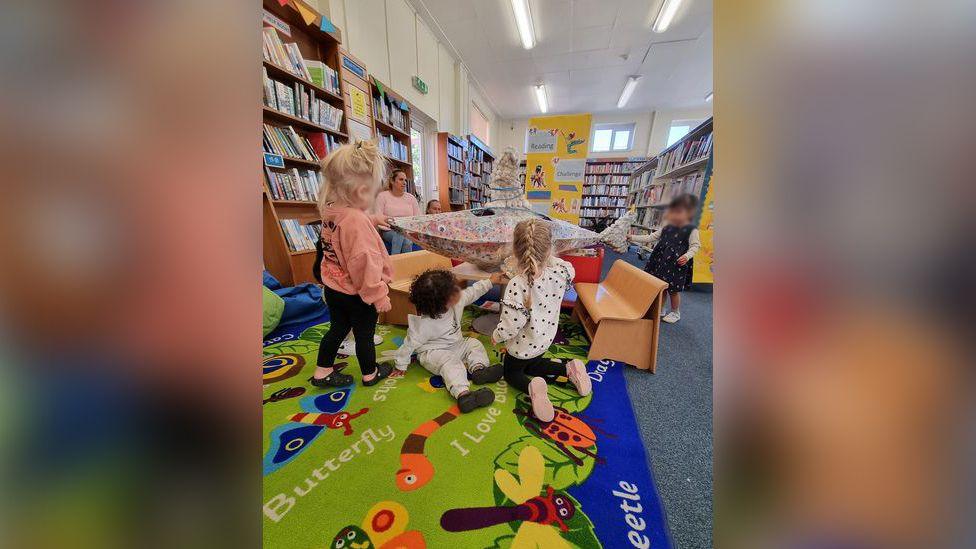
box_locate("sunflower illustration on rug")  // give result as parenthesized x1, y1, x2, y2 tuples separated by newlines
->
(263, 310, 671, 548)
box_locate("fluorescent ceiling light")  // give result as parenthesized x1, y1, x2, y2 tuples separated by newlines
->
(534, 84, 548, 113)
(511, 0, 536, 49)
(652, 0, 683, 33)
(705, 91, 713, 102)
(617, 76, 641, 109)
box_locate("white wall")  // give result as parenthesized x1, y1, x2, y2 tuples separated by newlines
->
(315, 0, 496, 141)
(495, 111, 657, 159)
(647, 107, 713, 155)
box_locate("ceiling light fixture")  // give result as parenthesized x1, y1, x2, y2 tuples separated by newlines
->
(534, 84, 548, 113)
(617, 76, 641, 109)
(652, 0, 684, 33)
(705, 91, 713, 102)
(511, 0, 536, 49)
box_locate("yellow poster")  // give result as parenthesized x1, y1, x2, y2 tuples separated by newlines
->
(348, 85, 369, 124)
(693, 173, 714, 284)
(524, 114, 592, 224)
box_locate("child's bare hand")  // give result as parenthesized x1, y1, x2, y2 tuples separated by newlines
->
(489, 272, 510, 285)
(375, 299, 392, 313)
(676, 256, 689, 266)
(369, 213, 392, 231)
(389, 369, 406, 378)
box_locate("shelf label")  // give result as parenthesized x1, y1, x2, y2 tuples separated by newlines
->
(341, 56, 367, 80)
(263, 10, 290, 36)
(264, 153, 285, 168)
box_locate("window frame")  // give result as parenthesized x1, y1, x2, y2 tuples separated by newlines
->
(590, 122, 636, 153)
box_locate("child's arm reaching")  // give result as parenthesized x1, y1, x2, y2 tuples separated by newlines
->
(391, 320, 425, 371)
(628, 228, 662, 245)
(491, 278, 530, 345)
(457, 279, 493, 308)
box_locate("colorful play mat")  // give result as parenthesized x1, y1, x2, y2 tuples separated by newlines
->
(263, 311, 671, 548)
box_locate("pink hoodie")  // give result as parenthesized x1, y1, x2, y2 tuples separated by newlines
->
(319, 205, 393, 309)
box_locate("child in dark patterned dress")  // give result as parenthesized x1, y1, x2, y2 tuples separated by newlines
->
(628, 194, 701, 323)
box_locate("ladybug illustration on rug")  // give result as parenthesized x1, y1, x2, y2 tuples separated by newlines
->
(515, 398, 613, 466)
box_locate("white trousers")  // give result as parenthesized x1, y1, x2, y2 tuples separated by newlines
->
(417, 337, 490, 398)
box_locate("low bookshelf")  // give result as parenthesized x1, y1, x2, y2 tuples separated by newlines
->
(436, 132, 467, 210)
(579, 158, 647, 229)
(370, 77, 415, 195)
(261, 0, 349, 286)
(628, 117, 713, 234)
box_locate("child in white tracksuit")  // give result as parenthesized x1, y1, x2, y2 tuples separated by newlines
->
(391, 269, 507, 413)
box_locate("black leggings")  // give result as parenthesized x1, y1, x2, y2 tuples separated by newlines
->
(503, 353, 568, 393)
(317, 286, 378, 376)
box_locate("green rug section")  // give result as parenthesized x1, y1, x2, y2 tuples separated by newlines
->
(262, 311, 599, 548)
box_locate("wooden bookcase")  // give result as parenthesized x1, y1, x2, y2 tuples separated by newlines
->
(579, 157, 648, 229)
(628, 117, 713, 234)
(465, 135, 494, 209)
(261, 0, 350, 286)
(369, 77, 415, 195)
(436, 132, 467, 211)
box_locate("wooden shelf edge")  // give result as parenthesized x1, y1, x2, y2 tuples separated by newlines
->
(374, 117, 410, 139)
(654, 155, 710, 179)
(263, 61, 344, 103)
(263, 106, 348, 137)
(272, 200, 319, 206)
(383, 155, 411, 168)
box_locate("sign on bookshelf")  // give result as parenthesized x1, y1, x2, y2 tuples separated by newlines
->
(264, 153, 285, 168)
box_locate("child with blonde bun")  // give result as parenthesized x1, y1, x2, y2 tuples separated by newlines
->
(312, 140, 396, 388)
(491, 219, 591, 422)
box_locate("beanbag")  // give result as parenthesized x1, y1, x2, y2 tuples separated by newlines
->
(263, 286, 285, 336)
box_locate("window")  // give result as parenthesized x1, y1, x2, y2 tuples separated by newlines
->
(667, 119, 705, 147)
(410, 125, 424, 199)
(469, 103, 490, 146)
(591, 123, 635, 152)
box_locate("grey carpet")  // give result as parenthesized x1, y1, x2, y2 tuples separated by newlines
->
(606, 248, 713, 549)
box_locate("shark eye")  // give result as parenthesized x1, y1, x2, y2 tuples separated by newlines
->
(437, 225, 446, 233)
(404, 474, 417, 484)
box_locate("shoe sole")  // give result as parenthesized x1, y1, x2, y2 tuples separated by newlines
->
(528, 378, 555, 422)
(566, 359, 592, 396)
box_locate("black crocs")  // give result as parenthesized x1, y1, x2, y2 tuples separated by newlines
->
(362, 362, 394, 387)
(310, 369, 353, 388)
(469, 363, 503, 385)
(458, 387, 495, 413)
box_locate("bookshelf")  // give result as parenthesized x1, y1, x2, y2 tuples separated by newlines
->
(261, 0, 349, 286)
(628, 117, 713, 234)
(579, 158, 648, 229)
(465, 135, 494, 209)
(436, 132, 468, 210)
(369, 77, 415, 195)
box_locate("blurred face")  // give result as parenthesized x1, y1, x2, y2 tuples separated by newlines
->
(392, 172, 407, 194)
(666, 206, 692, 226)
(427, 200, 442, 214)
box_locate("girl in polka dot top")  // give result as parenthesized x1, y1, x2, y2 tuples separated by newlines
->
(491, 219, 592, 422)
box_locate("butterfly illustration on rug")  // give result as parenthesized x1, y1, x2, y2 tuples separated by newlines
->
(329, 500, 425, 549)
(440, 444, 573, 548)
(263, 385, 368, 475)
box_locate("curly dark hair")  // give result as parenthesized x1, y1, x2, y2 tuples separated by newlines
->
(668, 193, 699, 212)
(409, 269, 460, 318)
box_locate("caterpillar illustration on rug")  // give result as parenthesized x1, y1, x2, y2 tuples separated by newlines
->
(440, 445, 573, 548)
(395, 404, 460, 491)
(263, 385, 368, 475)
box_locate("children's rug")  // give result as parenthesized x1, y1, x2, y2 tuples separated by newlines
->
(263, 311, 671, 549)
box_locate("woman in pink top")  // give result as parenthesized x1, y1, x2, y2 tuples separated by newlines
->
(374, 169, 420, 254)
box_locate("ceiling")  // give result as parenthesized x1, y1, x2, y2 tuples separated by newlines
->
(410, 0, 713, 119)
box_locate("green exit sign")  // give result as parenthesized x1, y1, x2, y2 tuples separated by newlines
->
(412, 76, 428, 95)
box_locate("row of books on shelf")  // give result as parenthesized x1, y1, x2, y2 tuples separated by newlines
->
(582, 196, 627, 208)
(468, 174, 485, 190)
(447, 157, 464, 174)
(263, 124, 319, 162)
(664, 171, 707, 201)
(279, 219, 322, 253)
(657, 132, 713, 175)
(628, 170, 655, 194)
(583, 174, 630, 186)
(262, 26, 341, 95)
(580, 207, 627, 219)
(447, 140, 464, 160)
(372, 95, 407, 132)
(448, 173, 464, 190)
(632, 185, 666, 207)
(585, 161, 644, 174)
(377, 133, 408, 162)
(634, 208, 666, 230)
(448, 188, 465, 206)
(582, 184, 629, 196)
(263, 69, 344, 131)
(265, 167, 321, 202)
